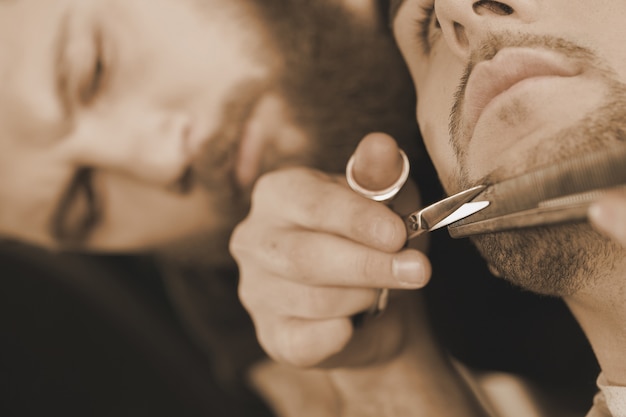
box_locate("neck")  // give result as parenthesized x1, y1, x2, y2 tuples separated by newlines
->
(564, 256, 626, 386)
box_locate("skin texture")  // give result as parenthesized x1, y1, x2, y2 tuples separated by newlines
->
(232, 133, 492, 416)
(0, 0, 285, 252)
(0, 0, 418, 265)
(231, 0, 626, 415)
(394, 0, 626, 295)
(393, 0, 626, 392)
(232, 133, 431, 367)
(1, 1, 426, 414)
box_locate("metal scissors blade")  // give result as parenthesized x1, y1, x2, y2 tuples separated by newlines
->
(448, 184, 626, 238)
(447, 145, 626, 238)
(404, 185, 489, 240)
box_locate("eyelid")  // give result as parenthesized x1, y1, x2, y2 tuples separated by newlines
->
(414, 1, 439, 55)
(59, 17, 107, 112)
(79, 27, 107, 105)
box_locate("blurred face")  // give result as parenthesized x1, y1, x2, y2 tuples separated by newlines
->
(0, 0, 305, 252)
(394, 0, 626, 294)
(1, 0, 418, 261)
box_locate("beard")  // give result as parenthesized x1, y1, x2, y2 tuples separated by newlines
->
(158, 0, 418, 267)
(451, 34, 626, 296)
(252, 0, 419, 173)
(470, 100, 626, 295)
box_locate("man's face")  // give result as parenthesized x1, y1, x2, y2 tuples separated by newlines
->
(394, 0, 626, 294)
(1, 0, 417, 260)
(0, 0, 289, 253)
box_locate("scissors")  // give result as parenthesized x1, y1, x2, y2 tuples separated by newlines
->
(346, 149, 490, 237)
(447, 145, 626, 238)
(347, 144, 626, 313)
(346, 150, 489, 315)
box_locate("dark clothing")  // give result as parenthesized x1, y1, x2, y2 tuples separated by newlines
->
(413, 154, 601, 415)
(0, 243, 272, 417)
(0, 162, 601, 416)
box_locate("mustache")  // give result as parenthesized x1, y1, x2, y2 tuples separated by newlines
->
(449, 32, 599, 139)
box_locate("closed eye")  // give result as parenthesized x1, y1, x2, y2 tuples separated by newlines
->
(414, 1, 441, 55)
(79, 28, 106, 105)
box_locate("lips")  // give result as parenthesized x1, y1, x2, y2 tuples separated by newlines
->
(463, 47, 582, 138)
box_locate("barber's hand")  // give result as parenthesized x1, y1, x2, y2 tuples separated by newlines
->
(230, 133, 432, 368)
(589, 193, 626, 246)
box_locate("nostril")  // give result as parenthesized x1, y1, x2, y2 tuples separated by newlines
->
(166, 166, 195, 195)
(454, 22, 469, 50)
(473, 1, 514, 16)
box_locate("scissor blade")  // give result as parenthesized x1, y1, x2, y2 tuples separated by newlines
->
(448, 144, 626, 237)
(448, 184, 626, 238)
(430, 201, 491, 231)
(404, 185, 486, 239)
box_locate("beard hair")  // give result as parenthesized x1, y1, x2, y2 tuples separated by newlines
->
(251, 0, 419, 173)
(159, 0, 418, 267)
(466, 84, 626, 296)
(472, 224, 620, 296)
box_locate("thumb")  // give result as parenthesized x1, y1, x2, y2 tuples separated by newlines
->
(589, 194, 626, 247)
(350, 132, 407, 194)
(348, 132, 427, 252)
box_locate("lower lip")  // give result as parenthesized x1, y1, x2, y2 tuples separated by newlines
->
(465, 49, 582, 136)
(466, 73, 607, 181)
(472, 73, 582, 137)
(484, 75, 560, 113)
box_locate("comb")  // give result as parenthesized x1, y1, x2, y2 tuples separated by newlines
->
(448, 144, 626, 238)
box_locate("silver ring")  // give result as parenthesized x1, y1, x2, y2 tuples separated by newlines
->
(368, 288, 389, 316)
(346, 148, 409, 317)
(345, 149, 410, 203)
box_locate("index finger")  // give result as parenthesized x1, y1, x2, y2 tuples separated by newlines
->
(252, 167, 408, 253)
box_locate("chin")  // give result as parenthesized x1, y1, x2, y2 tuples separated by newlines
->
(469, 222, 621, 297)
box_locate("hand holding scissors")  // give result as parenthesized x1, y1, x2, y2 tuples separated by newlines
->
(231, 133, 432, 367)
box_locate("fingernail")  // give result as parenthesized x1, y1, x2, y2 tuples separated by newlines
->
(589, 201, 616, 231)
(589, 199, 626, 244)
(392, 251, 429, 287)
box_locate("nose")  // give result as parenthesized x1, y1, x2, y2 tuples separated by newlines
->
(69, 106, 196, 187)
(435, 0, 539, 60)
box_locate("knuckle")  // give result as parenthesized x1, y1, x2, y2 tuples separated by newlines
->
(356, 211, 405, 251)
(255, 325, 283, 364)
(229, 219, 292, 277)
(331, 190, 406, 251)
(280, 331, 321, 368)
(280, 319, 352, 367)
(261, 232, 293, 275)
(228, 220, 249, 260)
(301, 292, 329, 316)
(354, 251, 390, 285)
(252, 167, 310, 202)
(251, 170, 281, 199)
(278, 238, 312, 282)
(293, 286, 332, 316)
(236, 278, 258, 313)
